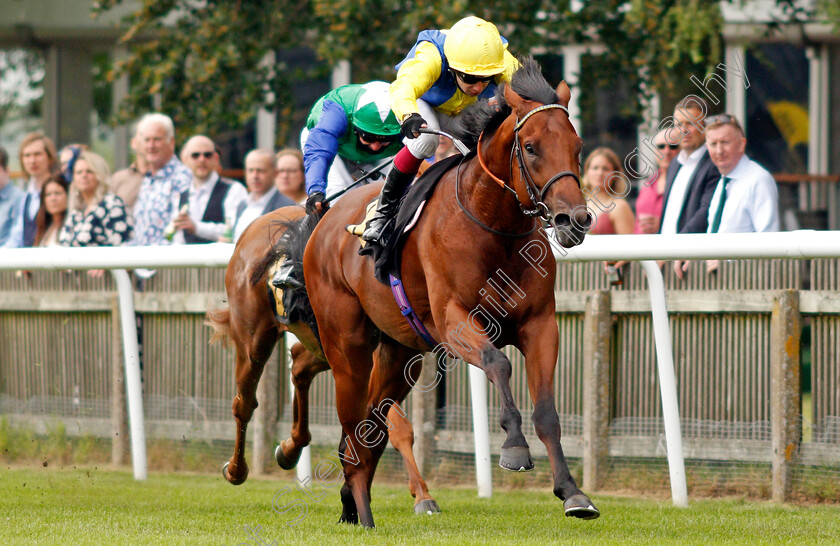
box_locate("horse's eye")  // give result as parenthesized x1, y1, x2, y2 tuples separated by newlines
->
(524, 143, 536, 155)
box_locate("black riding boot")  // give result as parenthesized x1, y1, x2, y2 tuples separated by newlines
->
(271, 256, 302, 289)
(361, 166, 415, 244)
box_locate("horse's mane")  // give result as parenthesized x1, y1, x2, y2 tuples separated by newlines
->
(453, 57, 559, 147)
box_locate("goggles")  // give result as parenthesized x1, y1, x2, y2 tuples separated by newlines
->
(354, 128, 400, 144)
(451, 69, 495, 85)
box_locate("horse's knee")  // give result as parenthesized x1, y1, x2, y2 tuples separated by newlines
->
(480, 346, 512, 384)
(232, 394, 258, 420)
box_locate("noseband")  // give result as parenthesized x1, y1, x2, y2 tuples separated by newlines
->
(477, 103, 580, 224)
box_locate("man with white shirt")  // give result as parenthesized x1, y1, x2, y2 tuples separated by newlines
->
(704, 114, 778, 234)
(2, 132, 58, 248)
(232, 149, 295, 242)
(659, 97, 720, 235)
(674, 114, 779, 278)
(170, 135, 247, 244)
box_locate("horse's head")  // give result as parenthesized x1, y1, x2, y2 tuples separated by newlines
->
(502, 71, 591, 248)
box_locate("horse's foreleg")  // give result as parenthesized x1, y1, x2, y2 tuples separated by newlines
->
(386, 402, 441, 514)
(520, 314, 599, 519)
(276, 342, 329, 470)
(442, 307, 532, 472)
(223, 319, 278, 486)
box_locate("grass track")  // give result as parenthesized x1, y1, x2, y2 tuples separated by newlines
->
(2, 466, 839, 545)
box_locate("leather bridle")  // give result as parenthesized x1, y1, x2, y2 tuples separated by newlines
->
(476, 103, 581, 224)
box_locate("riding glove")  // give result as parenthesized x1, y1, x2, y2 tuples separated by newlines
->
(305, 191, 328, 214)
(400, 113, 427, 139)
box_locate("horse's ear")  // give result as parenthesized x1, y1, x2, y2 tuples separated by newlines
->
(556, 81, 571, 107)
(504, 83, 522, 109)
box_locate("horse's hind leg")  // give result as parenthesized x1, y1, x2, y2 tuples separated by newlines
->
(386, 401, 441, 514)
(275, 342, 329, 469)
(314, 304, 377, 527)
(223, 316, 278, 485)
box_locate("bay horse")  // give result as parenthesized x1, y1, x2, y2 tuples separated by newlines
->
(205, 206, 440, 514)
(288, 59, 597, 528)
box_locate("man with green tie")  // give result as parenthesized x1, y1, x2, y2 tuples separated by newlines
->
(674, 114, 779, 278)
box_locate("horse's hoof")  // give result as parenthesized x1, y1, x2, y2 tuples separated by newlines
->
(499, 446, 534, 472)
(274, 443, 300, 470)
(222, 462, 248, 485)
(564, 494, 600, 520)
(338, 513, 358, 525)
(414, 499, 441, 515)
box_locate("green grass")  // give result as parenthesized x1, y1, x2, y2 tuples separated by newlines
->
(2, 466, 839, 545)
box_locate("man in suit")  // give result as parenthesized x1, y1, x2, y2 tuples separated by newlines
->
(232, 148, 295, 242)
(659, 97, 720, 236)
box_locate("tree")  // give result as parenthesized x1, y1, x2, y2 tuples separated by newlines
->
(94, 0, 836, 141)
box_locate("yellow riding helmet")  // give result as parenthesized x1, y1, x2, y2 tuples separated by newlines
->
(443, 16, 507, 77)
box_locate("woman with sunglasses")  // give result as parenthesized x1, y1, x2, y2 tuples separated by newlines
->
(362, 16, 519, 243)
(634, 129, 680, 234)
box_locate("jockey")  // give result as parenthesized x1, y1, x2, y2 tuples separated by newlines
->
(299, 80, 403, 214)
(361, 15, 520, 243)
(272, 81, 402, 289)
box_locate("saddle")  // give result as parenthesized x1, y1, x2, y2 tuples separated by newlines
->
(346, 153, 467, 285)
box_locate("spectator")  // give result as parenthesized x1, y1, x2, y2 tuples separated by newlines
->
(33, 174, 69, 247)
(58, 143, 90, 182)
(2, 132, 58, 248)
(0, 146, 24, 246)
(659, 97, 720, 235)
(111, 123, 149, 214)
(274, 148, 306, 204)
(583, 147, 635, 235)
(232, 149, 294, 242)
(127, 113, 192, 246)
(704, 115, 779, 233)
(674, 115, 780, 278)
(634, 129, 679, 234)
(59, 150, 133, 247)
(169, 135, 247, 244)
(433, 137, 457, 163)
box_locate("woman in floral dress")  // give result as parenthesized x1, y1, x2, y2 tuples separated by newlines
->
(59, 150, 133, 260)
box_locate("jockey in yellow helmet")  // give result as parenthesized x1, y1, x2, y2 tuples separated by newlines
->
(362, 16, 520, 243)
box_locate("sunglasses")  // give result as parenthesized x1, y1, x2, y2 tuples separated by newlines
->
(704, 114, 736, 125)
(190, 151, 214, 159)
(452, 70, 494, 85)
(354, 128, 399, 144)
(656, 143, 680, 150)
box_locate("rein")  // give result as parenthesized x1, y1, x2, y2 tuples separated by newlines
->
(475, 103, 580, 224)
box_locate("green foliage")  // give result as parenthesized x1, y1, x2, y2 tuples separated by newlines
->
(93, 1, 839, 140)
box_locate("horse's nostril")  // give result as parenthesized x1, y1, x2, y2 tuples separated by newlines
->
(553, 213, 571, 227)
(554, 212, 591, 231)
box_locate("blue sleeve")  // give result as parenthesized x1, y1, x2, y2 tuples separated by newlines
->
(1, 199, 25, 248)
(304, 100, 348, 195)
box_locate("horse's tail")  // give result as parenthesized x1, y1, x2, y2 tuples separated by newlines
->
(205, 306, 232, 348)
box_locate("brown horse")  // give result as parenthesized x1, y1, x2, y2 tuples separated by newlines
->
(289, 59, 597, 528)
(206, 206, 439, 514)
